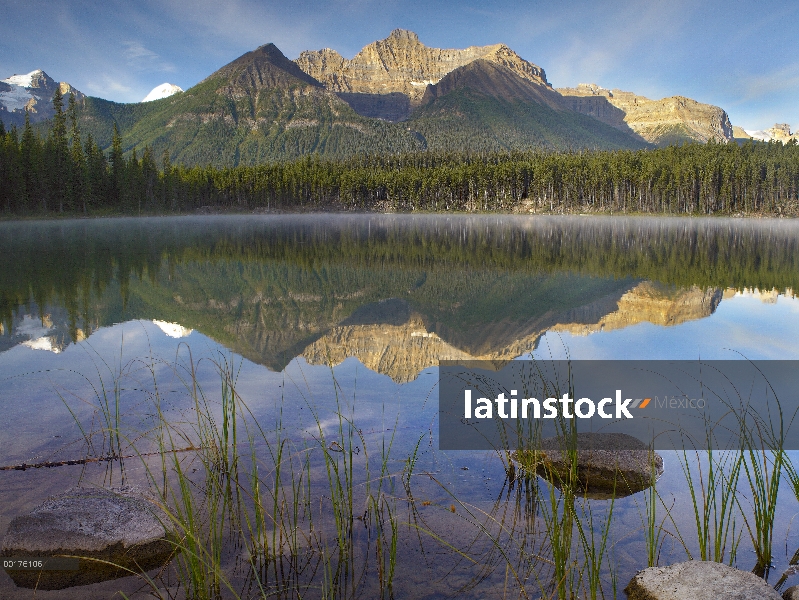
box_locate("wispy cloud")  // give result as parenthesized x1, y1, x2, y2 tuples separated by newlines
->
(122, 41, 176, 73)
(735, 63, 799, 102)
(155, 0, 319, 59)
(535, 0, 697, 93)
(84, 75, 133, 96)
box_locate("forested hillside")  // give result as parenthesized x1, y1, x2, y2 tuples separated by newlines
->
(18, 38, 642, 166)
(2, 89, 799, 217)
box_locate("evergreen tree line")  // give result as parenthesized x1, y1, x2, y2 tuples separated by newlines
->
(3, 90, 799, 215)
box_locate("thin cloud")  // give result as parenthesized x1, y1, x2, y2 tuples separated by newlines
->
(736, 63, 799, 102)
(84, 75, 133, 96)
(122, 41, 176, 73)
(540, 0, 696, 92)
(156, 0, 319, 59)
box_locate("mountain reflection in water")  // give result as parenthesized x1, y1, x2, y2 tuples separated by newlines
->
(1, 214, 797, 378)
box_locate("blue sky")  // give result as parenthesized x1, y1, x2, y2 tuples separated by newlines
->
(1, 0, 797, 130)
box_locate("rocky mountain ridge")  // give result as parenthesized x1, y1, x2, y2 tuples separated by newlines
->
(0, 69, 84, 128)
(557, 83, 734, 145)
(293, 31, 736, 146)
(58, 38, 635, 165)
(735, 123, 799, 143)
(1, 30, 784, 161)
(295, 29, 550, 106)
(302, 282, 725, 383)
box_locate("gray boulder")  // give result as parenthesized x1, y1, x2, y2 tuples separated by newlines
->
(516, 432, 663, 497)
(2, 486, 173, 590)
(625, 561, 781, 599)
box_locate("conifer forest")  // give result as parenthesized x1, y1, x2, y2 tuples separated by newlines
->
(2, 90, 799, 217)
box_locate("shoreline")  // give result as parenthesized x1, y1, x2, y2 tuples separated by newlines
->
(1, 204, 796, 222)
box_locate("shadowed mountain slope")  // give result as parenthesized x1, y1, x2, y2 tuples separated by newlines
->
(408, 60, 648, 151)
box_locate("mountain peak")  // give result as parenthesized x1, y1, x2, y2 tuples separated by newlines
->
(254, 43, 286, 60)
(295, 32, 548, 106)
(142, 83, 184, 102)
(0, 69, 83, 127)
(207, 43, 322, 90)
(2, 69, 54, 89)
(421, 59, 561, 110)
(385, 29, 420, 43)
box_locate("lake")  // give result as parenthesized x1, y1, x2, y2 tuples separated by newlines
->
(1, 214, 799, 599)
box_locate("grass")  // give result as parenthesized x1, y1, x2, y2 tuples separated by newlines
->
(676, 442, 743, 564)
(41, 345, 799, 599)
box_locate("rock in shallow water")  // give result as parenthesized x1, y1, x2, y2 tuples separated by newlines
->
(1, 486, 173, 590)
(783, 585, 799, 600)
(625, 561, 781, 600)
(516, 432, 663, 497)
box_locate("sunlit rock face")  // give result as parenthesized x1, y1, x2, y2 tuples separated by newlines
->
(303, 313, 473, 384)
(295, 29, 550, 108)
(552, 282, 723, 336)
(727, 287, 794, 304)
(557, 83, 733, 145)
(739, 123, 799, 143)
(302, 282, 725, 383)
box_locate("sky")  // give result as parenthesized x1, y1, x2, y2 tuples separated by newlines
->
(1, 0, 797, 130)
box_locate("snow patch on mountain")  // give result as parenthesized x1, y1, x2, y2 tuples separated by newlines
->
(3, 70, 41, 88)
(744, 129, 772, 142)
(0, 70, 42, 111)
(22, 336, 61, 353)
(0, 85, 33, 111)
(142, 83, 183, 102)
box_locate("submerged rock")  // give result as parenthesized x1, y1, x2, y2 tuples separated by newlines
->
(625, 561, 781, 599)
(784, 585, 799, 600)
(516, 432, 663, 497)
(1, 486, 173, 590)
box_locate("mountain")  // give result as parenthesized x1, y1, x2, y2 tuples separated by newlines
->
(557, 83, 733, 145)
(70, 35, 638, 165)
(419, 58, 561, 109)
(0, 69, 84, 128)
(142, 83, 184, 102)
(734, 123, 799, 143)
(295, 29, 552, 121)
(303, 282, 723, 383)
(7, 30, 764, 165)
(74, 43, 423, 165)
(409, 59, 647, 151)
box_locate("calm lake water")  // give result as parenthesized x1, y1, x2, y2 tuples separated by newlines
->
(1, 214, 799, 598)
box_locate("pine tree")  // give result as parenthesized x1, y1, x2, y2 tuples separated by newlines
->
(49, 85, 69, 212)
(20, 111, 38, 212)
(110, 122, 123, 208)
(68, 93, 85, 213)
(142, 145, 158, 211)
(84, 133, 106, 211)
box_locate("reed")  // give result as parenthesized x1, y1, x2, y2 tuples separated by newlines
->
(677, 443, 743, 564)
(55, 344, 799, 599)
